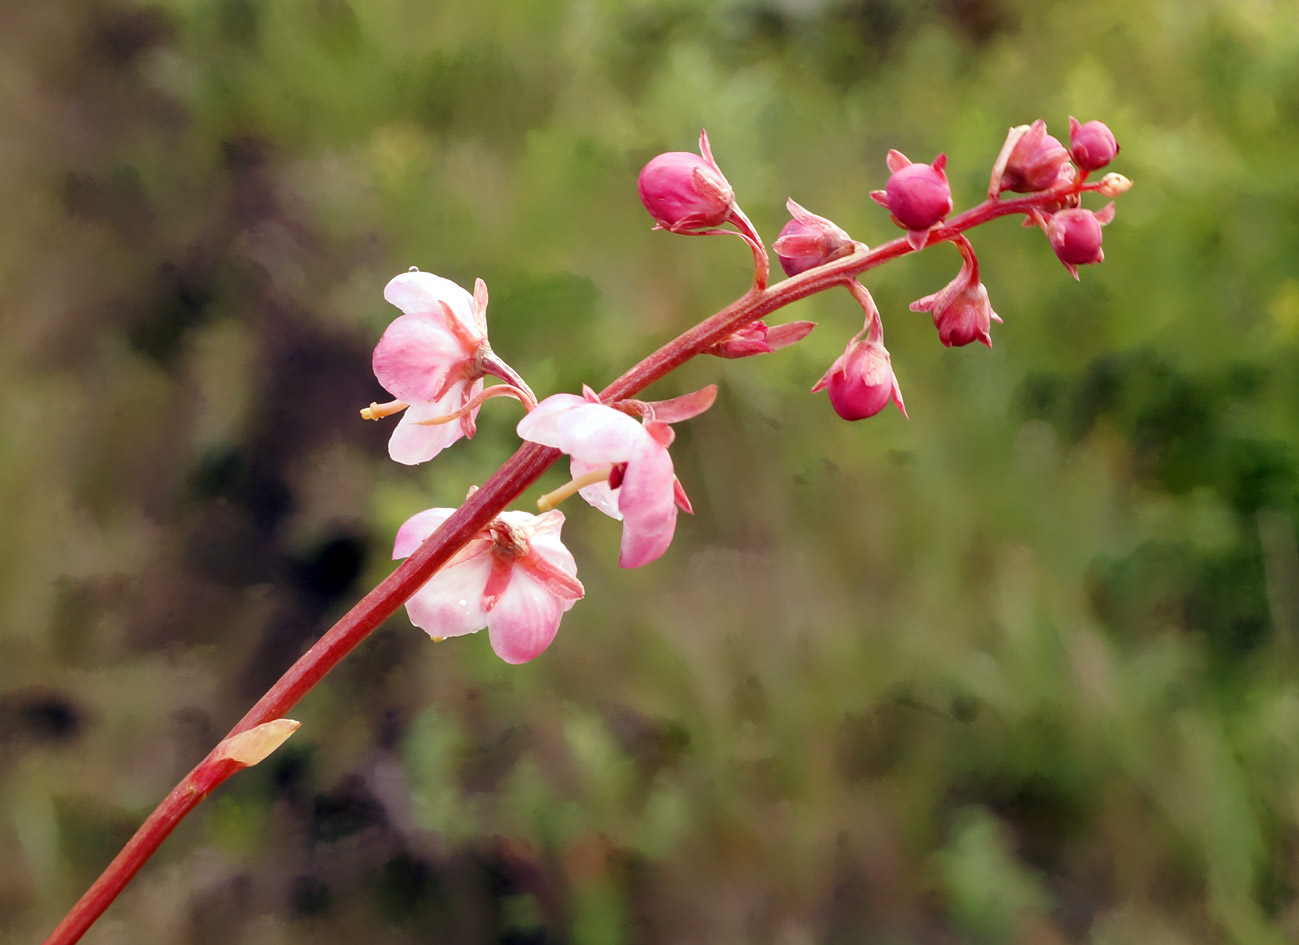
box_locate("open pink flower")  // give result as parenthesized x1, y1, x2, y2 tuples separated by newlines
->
(370, 271, 491, 465)
(518, 390, 705, 568)
(394, 506, 583, 664)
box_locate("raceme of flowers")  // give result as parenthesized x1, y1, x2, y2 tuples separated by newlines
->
(362, 117, 1128, 662)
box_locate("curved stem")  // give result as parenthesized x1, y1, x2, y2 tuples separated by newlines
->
(41, 180, 1090, 945)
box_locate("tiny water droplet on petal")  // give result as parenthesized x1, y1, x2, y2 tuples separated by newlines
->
(408, 265, 420, 272)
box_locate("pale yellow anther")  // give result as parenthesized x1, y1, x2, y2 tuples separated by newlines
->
(359, 400, 409, 421)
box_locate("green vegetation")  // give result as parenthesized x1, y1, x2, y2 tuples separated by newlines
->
(4, 1, 1299, 942)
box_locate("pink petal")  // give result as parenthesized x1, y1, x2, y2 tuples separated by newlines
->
(515, 393, 591, 446)
(383, 271, 479, 336)
(387, 384, 481, 465)
(616, 433, 678, 568)
(393, 507, 458, 558)
(404, 556, 493, 639)
(520, 533, 584, 601)
(373, 314, 472, 402)
(555, 403, 645, 465)
(885, 149, 912, 173)
(642, 385, 717, 423)
(486, 570, 569, 663)
(764, 321, 817, 350)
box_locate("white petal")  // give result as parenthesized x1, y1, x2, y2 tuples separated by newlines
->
(404, 557, 492, 639)
(383, 271, 479, 336)
(555, 403, 645, 464)
(393, 507, 458, 559)
(516, 393, 590, 446)
(387, 383, 481, 465)
(572, 456, 622, 520)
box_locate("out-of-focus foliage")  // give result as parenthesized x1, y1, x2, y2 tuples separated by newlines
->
(4, 0, 1299, 942)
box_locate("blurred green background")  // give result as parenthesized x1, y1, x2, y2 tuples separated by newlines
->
(4, 0, 1299, 942)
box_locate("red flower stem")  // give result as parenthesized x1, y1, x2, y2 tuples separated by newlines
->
(42, 183, 1079, 945)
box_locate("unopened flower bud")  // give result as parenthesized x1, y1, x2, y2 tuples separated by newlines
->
(637, 130, 735, 232)
(1068, 117, 1119, 171)
(991, 120, 1072, 195)
(772, 199, 855, 276)
(812, 334, 907, 421)
(1047, 202, 1116, 279)
(869, 151, 953, 247)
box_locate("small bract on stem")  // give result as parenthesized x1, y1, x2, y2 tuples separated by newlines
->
(44, 118, 1130, 945)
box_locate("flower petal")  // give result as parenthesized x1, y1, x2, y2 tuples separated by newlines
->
(486, 569, 569, 663)
(404, 556, 493, 640)
(555, 403, 645, 465)
(384, 271, 479, 336)
(387, 384, 482, 465)
(616, 432, 678, 568)
(515, 393, 590, 446)
(572, 456, 622, 519)
(393, 507, 457, 559)
(373, 315, 471, 403)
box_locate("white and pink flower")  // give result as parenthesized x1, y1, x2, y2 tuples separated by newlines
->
(369, 271, 490, 464)
(394, 506, 583, 664)
(517, 389, 707, 569)
(366, 271, 535, 465)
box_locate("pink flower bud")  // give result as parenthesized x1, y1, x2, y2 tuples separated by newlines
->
(1046, 202, 1116, 279)
(812, 334, 907, 421)
(914, 281, 999, 348)
(992, 120, 1072, 194)
(772, 199, 854, 276)
(870, 151, 952, 250)
(908, 236, 1002, 348)
(1068, 117, 1119, 171)
(637, 130, 735, 232)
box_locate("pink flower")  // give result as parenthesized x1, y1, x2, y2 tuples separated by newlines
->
(517, 392, 702, 568)
(909, 239, 1002, 348)
(371, 271, 490, 465)
(1068, 117, 1119, 171)
(990, 120, 1073, 195)
(394, 506, 583, 664)
(772, 199, 855, 276)
(1046, 202, 1116, 279)
(870, 151, 953, 250)
(637, 130, 735, 232)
